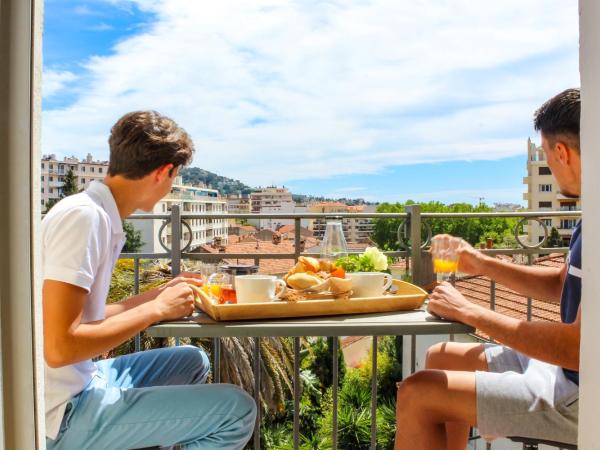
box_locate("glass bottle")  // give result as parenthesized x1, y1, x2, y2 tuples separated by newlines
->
(320, 221, 348, 261)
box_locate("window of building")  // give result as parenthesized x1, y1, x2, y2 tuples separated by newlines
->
(542, 218, 552, 227)
(41, 187, 44, 193)
(41, 199, 45, 205)
(91, 167, 95, 173)
(49, 188, 53, 194)
(539, 184, 552, 192)
(99, 167, 103, 173)
(41, 175, 44, 181)
(81, 166, 86, 172)
(41, 163, 45, 169)
(49, 176, 53, 182)
(560, 219, 578, 229)
(538, 201, 552, 208)
(538, 166, 552, 175)
(80, 178, 85, 184)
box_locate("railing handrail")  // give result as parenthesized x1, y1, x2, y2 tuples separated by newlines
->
(127, 210, 582, 221)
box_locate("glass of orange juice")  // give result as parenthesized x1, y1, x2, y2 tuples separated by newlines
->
(431, 235, 462, 282)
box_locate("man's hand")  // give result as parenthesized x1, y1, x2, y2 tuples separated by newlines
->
(428, 282, 478, 324)
(152, 282, 196, 321)
(456, 239, 488, 275)
(159, 272, 203, 290)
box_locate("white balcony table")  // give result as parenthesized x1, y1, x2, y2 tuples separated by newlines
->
(145, 308, 474, 338)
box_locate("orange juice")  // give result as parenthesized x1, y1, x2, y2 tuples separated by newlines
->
(202, 283, 222, 299)
(433, 258, 458, 273)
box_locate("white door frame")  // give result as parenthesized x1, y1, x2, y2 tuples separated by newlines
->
(0, 0, 45, 448)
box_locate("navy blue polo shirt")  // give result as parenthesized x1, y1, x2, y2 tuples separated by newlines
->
(560, 221, 581, 385)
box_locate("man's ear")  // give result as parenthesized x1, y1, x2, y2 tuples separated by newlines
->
(554, 141, 571, 166)
(154, 163, 174, 182)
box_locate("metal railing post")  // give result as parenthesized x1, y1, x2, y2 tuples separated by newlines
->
(170, 205, 181, 346)
(171, 204, 182, 277)
(332, 336, 339, 450)
(212, 338, 221, 383)
(406, 205, 423, 286)
(370, 336, 378, 450)
(254, 337, 261, 450)
(293, 337, 300, 450)
(294, 218, 302, 262)
(134, 257, 141, 352)
(526, 254, 533, 321)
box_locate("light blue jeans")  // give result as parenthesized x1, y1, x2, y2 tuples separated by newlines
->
(46, 345, 256, 450)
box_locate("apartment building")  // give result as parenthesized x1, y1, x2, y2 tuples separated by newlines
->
(523, 138, 581, 245)
(130, 176, 228, 253)
(249, 186, 295, 230)
(41, 153, 108, 206)
(309, 202, 376, 243)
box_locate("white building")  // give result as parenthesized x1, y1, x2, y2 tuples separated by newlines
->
(130, 176, 228, 253)
(249, 186, 295, 230)
(309, 202, 376, 243)
(523, 138, 581, 245)
(41, 153, 108, 207)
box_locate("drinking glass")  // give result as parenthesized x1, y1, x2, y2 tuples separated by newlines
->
(431, 235, 462, 282)
(320, 221, 348, 261)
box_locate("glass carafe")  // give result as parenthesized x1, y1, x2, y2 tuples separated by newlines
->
(320, 221, 348, 261)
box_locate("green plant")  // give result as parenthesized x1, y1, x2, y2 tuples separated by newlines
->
(122, 220, 145, 253)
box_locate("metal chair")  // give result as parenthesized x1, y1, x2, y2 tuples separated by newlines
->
(508, 436, 577, 449)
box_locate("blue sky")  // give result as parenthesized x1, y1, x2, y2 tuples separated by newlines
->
(42, 0, 580, 205)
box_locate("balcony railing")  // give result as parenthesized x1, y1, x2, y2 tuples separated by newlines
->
(120, 206, 581, 450)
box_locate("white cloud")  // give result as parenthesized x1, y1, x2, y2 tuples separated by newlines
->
(42, 0, 579, 185)
(43, 69, 77, 97)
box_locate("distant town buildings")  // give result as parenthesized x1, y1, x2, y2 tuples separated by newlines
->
(248, 186, 296, 229)
(41, 154, 108, 206)
(129, 176, 228, 253)
(523, 138, 580, 245)
(308, 202, 376, 243)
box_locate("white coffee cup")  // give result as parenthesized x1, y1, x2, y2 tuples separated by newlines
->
(346, 272, 393, 298)
(235, 275, 287, 303)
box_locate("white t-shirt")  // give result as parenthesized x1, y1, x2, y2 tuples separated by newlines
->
(42, 181, 126, 439)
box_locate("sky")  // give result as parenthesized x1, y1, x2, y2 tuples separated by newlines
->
(42, 0, 580, 205)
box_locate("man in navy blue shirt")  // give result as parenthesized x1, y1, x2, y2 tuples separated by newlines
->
(395, 89, 581, 449)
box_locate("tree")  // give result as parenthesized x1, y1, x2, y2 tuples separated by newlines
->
(122, 220, 145, 253)
(544, 227, 564, 248)
(43, 198, 59, 214)
(44, 168, 79, 214)
(372, 201, 520, 250)
(62, 168, 79, 197)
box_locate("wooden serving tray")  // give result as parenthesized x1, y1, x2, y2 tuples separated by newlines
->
(193, 279, 427, 321)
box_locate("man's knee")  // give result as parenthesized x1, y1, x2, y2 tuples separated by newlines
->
(178, 345, 210, 383)
(397, 370, 439, 411)
(225, 386, 257, 439)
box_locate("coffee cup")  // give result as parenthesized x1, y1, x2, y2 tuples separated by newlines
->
(234, 275, 287, 303)
(346, 272, 393, 298)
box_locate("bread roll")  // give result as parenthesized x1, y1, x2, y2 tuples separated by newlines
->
(319, 260, 335, 272)
(329, 277, 352, 294)
(299, 256, 320, 273)
(287, 273, 323, 290)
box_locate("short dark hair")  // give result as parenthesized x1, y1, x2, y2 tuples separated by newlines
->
(534, 88, 580, 151)
(108, 111, 194, 179)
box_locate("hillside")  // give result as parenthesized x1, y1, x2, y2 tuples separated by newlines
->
(180, 167, 376, 205)
(180, 167, 253, 196)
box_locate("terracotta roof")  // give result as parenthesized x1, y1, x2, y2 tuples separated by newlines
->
(197, 236, 320, 275)
(454, 253, 565, 340)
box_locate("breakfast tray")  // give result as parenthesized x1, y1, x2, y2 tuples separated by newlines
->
(193, 279, 427, 321)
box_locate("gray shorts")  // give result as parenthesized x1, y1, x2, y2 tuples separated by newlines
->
(475, 344, 579, 444)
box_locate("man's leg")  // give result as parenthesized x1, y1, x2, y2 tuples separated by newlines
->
(425, 342, 487, 450)
(395, 369, 478, 450)
(48, 381, 256, 450)
(95, 345, 210, 388)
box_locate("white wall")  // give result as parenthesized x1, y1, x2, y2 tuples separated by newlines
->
(578, 1, 600, 448)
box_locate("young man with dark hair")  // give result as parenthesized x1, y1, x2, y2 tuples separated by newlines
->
(394, 89, 581, 449)
(43, 111, 256, 449)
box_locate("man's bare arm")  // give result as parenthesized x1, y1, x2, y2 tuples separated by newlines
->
(429, 283, 579, 370)
(105, 273, 203, 317)
(457, 239, 565, 304)
(43, 280, 194, 368)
